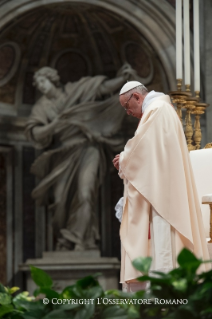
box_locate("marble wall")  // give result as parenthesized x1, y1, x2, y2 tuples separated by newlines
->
(200, 0, 212, 144)
(0, 152, 7, 285)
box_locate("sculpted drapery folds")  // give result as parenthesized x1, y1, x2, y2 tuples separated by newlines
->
(25, 65, 138, 251)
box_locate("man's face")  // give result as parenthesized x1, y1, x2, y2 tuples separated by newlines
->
(119, 93, 145, 119)
(35, 75, 54, 95)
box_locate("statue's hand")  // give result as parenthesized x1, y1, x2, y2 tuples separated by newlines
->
(117, 63, 137, 81)
(112, 154, 120, 170)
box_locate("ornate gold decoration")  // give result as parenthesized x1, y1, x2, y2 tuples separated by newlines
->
(170, 81, 210, 151)
(170, 92, 188, 124)
(169, 79, 190, 125)
(193, 102, 208, 149)
(177, 78, 183, 91)
(204, 142, 212, 149)
(195, 90, 200, 102)
(184, 96, 197, 151)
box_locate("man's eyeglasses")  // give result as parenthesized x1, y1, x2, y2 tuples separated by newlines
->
(123, 94, 133, 111)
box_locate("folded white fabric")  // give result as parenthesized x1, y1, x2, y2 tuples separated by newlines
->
(115, 197, 124, 222)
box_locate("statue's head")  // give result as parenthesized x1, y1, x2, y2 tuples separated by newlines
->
(33, 67, 60, 95)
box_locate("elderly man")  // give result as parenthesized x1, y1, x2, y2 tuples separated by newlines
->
(113, 81, 210, 292)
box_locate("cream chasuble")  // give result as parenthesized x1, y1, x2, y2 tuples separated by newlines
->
(119, 94, 211, 284)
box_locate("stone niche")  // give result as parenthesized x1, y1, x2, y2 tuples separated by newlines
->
(0, 1, 168, 290)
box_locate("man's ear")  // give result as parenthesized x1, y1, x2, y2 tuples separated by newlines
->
(133, 93, 140, 101)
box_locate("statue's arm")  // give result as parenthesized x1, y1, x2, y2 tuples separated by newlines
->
(32, 118, 58, 142)
(99, 64, 136, 95)
(99, 76, 126, 96)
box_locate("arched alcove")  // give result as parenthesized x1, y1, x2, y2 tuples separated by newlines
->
(0, 1, 174, 115)
(0, 0, 177, 287)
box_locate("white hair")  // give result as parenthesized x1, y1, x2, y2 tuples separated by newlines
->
(123, 85, 148, 99)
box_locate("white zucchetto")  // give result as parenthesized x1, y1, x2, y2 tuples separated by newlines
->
(119, 81, 142, 95)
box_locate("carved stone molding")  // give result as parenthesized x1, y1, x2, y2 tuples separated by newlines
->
(122, 41, 154, 85)
(0, 42, 21, 87)
(0, 0, 176, 90)
(0, 146, 13, 285)
(51, 49, 92, 83)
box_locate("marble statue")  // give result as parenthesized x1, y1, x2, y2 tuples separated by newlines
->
(25, 65, 139, 251)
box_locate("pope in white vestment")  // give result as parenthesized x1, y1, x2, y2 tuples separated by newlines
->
(113, 82, 211, 292)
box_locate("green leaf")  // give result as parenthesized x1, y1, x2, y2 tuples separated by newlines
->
(22, 310, 44, 319)
(42, 309, 74, 319)
(136, 275, 151, 282)
(134, 290, 145, 298)
(71, 286, 84, 299)
(0, 284, 6, 293)
(105, 290, 135, 299)
(137, 275, 170, 285)
(198, 269, 212, 279)
(84, 303, 95, 319)
(102, 305, 128, 319)
(13, 293, 42, 312)
(151, 271, 171, 278)
(172, 279, 187, 292)
(13, 291, 33, 304)
(22, 316, 39, 319)
(76, 276, 99, 289)
(0, 304, 14, 316)
(9, 287, 20, 295)
(9, 313, 25, 319)
(33, 288, 40, 298)
(174, 304, 197, 317)
(132, 257, 152, 275)
(74, 305, 94, 319)
(0, 292, 12, 305)
(169, 267, 186, 277)
(190, 282, 212, 301)
(200, 307, 212, 315)
(177, 248, 202, 272)
(38, 288, 59, 299)
(61, 285, 77, 299)
(84, 286, 103, 299)
(198, 282, 212, 295)
(61, 303, 80, 311)
(30, 266, 53, 288)
(127, 305, 140, 319)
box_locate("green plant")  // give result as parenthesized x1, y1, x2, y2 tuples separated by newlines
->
(132, 248, 212, 318)
(0, 248, 211, 319)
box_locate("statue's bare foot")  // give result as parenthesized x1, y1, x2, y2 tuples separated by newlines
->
(86, 243, 99, 250)
(74, 243, 85, 251)
(56, 237, 73, 251)
(56, 238, 66, 251)
(60, 229, 80, 244)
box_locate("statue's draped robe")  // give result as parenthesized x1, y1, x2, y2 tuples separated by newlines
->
(25, 76, 125, 247)
(119, 95, 210, 283)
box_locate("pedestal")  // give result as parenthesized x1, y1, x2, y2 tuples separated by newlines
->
(19, 250, 120, 294)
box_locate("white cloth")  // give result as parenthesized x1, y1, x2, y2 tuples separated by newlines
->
(115, 197, 124, 222)
(150, 207, 174, 273)
(142, 90, 165, 114)
(121, 203, 174, 292)
(189, 148, 212, 238)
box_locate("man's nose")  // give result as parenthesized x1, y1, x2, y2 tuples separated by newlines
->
(127, 110, 131, 115)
